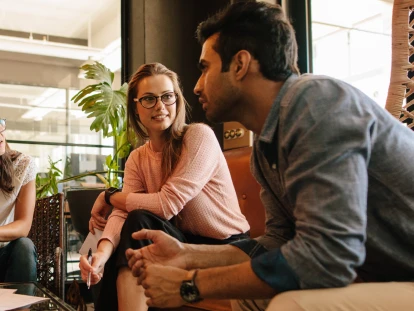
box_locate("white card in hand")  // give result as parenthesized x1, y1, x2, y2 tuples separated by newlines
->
(79, 229, 103, 255)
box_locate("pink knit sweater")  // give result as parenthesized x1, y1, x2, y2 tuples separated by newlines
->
(101, 123, 250, 248)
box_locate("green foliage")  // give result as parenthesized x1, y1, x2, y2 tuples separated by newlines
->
(35, 62, 131, 199)
(72, 62, 127, 138)
(36, 158, 62, 199)
(71, 61, 131, 188)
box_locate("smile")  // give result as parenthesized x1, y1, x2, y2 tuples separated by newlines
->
(152, 115, 168, 120)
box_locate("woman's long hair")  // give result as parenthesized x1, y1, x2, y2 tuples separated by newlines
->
(127, 63, 189, 184)
(0, 142, 21, 195)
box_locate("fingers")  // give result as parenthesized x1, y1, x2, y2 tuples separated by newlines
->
(89, 217, 105, 233)
(89, 193, 109, 229)
(126, 248, 145, 277)
(79, 256, 93, 282)
(79, 255, 92, 271)
(90, 214, 106, 229)
(126, 248, 142, 263)
(79, 253, 106, 285)
(137, 268, 146, 285)
(146, 298, 153, 308)
(131, 229, 163, 241)
(88, 219, 95, 234)
(137, 265, 185, 309)
(125, 248, 134, 261)
(81, 270, 103, 285)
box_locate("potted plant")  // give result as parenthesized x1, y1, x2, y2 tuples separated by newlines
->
(72, 61, 131, 188)
(36, 61, 133, 239)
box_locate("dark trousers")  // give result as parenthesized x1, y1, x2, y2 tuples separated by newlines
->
(96, 210, 248, 311)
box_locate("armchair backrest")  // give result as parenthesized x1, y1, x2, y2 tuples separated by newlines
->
(223, 146, 265, 238)
(29, 193, 65, 298)
(386, 0, 414, 128)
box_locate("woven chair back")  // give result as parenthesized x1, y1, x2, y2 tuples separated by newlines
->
(386, 0, 414, 129)
(28, 193, 65, 298)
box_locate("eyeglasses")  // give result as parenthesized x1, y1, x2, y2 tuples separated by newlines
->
(133, 92, 178, 109)
(0, 119, 5, 134)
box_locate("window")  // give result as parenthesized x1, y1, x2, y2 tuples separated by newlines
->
(2, 83, 113, 179)
(311, 0, 393, 107)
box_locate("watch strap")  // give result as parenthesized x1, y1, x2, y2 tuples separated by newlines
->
(191, 269, 200, 284)
(104, 187, 120, 206)
(180, 269, 202, 303)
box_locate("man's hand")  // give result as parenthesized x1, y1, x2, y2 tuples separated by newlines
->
(89, 191, 111, 234)
(138, 264, 188, 308)
(125, 229, 187, 277)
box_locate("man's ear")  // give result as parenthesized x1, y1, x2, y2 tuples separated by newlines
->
(233, 50, 252, 80)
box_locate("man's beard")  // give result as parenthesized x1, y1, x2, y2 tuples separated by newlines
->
(206, 95, 240, 124)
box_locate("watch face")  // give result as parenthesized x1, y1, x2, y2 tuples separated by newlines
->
(108, 187, 119, 194)
(180, 281, 200, 303)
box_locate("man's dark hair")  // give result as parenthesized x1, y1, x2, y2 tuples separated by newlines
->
(196, 1, 299, 81)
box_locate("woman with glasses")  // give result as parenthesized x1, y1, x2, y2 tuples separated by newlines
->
(79, 63, 250, 310)
(0, 119, 37, 282)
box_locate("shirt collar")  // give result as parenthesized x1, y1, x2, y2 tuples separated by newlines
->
(258, 74, 299, 143)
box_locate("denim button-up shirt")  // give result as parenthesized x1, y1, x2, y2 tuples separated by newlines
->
(233, 73, 414, 292)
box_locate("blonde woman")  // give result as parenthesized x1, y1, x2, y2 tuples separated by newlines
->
(79, 63, 249, 310)
(0, 119, 37, 282)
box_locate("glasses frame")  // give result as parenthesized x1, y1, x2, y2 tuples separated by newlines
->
(133, 92, 178, 109)
(0, 119, 6, 134)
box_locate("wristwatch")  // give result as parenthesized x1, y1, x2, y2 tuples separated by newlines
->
(180, 269, 203, 303)
(104, 187, 120, 206)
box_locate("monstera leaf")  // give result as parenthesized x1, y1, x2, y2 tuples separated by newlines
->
(69, 61, 131, 188)
(71, 62, 128, 138)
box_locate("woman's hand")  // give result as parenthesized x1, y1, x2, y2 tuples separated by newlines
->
(79, 251, 107, 285)
(89, 191, 111, 234)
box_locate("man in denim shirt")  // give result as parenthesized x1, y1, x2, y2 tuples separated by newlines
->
(126, 2, 414, 310)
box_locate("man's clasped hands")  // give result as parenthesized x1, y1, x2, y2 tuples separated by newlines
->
(125, 229, 192, 307)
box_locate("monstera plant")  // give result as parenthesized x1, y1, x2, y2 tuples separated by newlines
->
(36, 61, 132, 198)
(72, 61, 131, 188)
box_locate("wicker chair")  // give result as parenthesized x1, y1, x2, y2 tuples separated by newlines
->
(28, 193, 65, 298)
(386, 0, 414, 129)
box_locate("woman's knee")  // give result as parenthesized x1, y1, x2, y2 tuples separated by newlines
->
(121, 210, 156, 243)
(11, 237, 36, 259)
(124, 210, 161, 233)
(126, 209, 155, 222)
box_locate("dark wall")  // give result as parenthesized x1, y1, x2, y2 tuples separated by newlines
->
(285, 0, 312, 74)
(121, 0, 312, 147)
(121, 0, 232, 147)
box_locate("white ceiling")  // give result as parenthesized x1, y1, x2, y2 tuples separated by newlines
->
(0, 0, 121, 64)
(0, 0, 121, 136)
(0, 0, 118, 39)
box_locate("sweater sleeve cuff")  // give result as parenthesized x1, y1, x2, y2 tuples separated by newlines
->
(100, 212, 126, 249)
(251, 248, 300, 292)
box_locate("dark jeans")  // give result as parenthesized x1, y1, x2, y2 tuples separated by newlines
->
(96, 210, 249, 311)
(0, 237, 37, 282)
